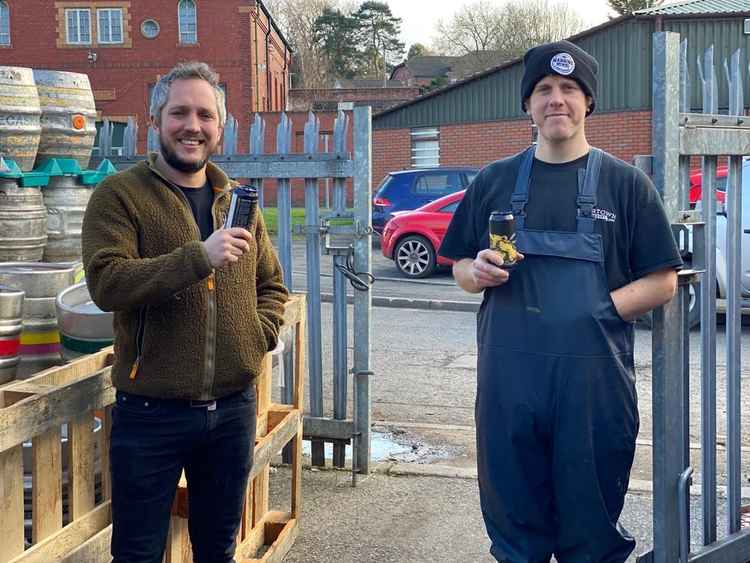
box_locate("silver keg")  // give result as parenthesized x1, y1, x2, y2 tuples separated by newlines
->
(56, 282, 113, 361)
(0, 66, 42, 171)
(0, 179, 48, 262)
(0, 284, 24, 384)
(43, 176, 94, 263)
(0, 262, 79, 378)
(33, 70, 97, 170)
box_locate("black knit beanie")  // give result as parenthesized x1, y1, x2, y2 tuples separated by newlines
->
(521, 40, 599, 115)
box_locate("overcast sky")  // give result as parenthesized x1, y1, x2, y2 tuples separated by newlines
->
(390, 0, 617, 50)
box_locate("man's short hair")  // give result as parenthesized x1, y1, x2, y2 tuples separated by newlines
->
(149, 61, 226, 127)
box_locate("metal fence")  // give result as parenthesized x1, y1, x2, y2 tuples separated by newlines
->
(639, 32, 749, 562)
(94, 107, 374, 477)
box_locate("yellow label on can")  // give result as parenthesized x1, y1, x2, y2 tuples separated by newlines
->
(489, 233, 518, 265)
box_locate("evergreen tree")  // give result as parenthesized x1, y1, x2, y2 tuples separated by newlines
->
(353, 1, 405, 79)
(313, 8, 359, 79)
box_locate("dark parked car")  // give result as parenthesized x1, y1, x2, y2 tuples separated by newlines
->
(372, 167, 477, 234)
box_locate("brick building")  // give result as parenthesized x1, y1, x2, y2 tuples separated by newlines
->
(0, 0, 291, 155)
(288, 84, 420, 113)
(372, 2, 750, 187)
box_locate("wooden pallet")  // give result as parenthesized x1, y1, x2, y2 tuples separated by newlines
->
(0, 294, 305, 563)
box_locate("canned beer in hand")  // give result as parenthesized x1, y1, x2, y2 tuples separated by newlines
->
(489, 211, 518, 268)
(224, 185, 259, 230)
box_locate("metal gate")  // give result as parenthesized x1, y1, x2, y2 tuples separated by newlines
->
(639, 31, 750, 562)
(95, 106, 374, 478)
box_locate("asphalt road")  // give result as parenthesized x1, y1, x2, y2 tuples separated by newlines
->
(287, 237, 480, 306)
(280, 238, 750, 480)
(272, 238, 750, 560)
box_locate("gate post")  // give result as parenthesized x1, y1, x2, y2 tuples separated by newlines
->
(352, 106, 372, 474)
(651, 31, 689, 563)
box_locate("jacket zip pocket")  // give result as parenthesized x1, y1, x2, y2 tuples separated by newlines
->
(130, 306, 148, 380)
(200, 272, 217, 399)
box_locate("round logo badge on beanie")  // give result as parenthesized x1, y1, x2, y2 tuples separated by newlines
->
(550, 52, 575, 76)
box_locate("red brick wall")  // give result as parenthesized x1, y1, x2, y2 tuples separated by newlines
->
(372, 110, 653, 194)
(2, 0, 290, 153)
(289, 87, 421, 112)
(373, 128, 411, 188)
(585, 111, 653, 163)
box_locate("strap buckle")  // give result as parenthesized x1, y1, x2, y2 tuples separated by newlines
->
(510, 193, 527, 215)
(576, 194, 596, 217)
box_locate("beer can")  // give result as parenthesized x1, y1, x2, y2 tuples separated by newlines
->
(224, 185, 259, 230)
(489, 210, 518, 268)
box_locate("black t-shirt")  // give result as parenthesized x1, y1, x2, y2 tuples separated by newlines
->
(178, 181, 214, 241)
(439, 150, 683, 291)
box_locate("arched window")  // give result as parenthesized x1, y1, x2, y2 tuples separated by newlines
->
(178, 0, 196, 44)
(0, 1, 10, 45)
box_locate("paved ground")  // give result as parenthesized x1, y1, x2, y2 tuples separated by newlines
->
(263, 238, 750, 562)
(269, 465, 731, 563)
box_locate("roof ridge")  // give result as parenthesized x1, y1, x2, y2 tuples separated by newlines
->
(635, 0, 748, 15)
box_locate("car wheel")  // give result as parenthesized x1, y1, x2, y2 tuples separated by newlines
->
(639, 281, 703, 330)
(394, 235, 436, 279)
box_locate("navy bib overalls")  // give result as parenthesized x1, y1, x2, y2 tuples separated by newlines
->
(476, 147, 639, 563)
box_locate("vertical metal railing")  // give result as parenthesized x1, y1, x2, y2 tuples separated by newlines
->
(303, 111, 325, 467)
(698, 44, 719, 547)
(646, 31, 749, 562)
(330, 111, 350, 469)
(724, 49, 744, 536)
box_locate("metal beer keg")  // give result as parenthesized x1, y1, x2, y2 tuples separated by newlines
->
(0, 66, 42, 171)
(0, 179, 47, 262)
(42, 176, 94, 263)
(56, 282, 113, 361)
(0, 284, 24, 384)
(0, 262, 78, 377)
(33, 70, 97, 170)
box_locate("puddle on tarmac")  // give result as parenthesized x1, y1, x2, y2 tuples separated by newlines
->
(301, 429, 458, 464)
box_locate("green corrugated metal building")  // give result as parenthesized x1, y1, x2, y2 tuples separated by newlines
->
(373, 0, 750, 131)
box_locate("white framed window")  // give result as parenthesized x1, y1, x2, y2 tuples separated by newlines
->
(411, 127, 440, 168)
(178, 0, 197, 44)
(0, 1, 9, 45)
(97, 8, 123, 44)
(66, 8, 91, 45)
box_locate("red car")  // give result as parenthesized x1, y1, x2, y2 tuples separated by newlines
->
(381, 167, 727, 279)
(689, 167, 727, 206)
(381, 190, 464, 278)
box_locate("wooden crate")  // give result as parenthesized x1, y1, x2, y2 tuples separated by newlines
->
(0, 294, 305, 563)
(167, 295, 306, 563)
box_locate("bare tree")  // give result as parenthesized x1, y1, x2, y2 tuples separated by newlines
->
(433, 0, 586, 61)
(266, 0, 337, 89)
(433, 0, 504, 56)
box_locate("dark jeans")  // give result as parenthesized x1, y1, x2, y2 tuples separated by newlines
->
(110, 388, 257, 563)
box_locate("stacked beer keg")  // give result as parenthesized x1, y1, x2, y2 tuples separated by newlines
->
(0, 66, 113, 383)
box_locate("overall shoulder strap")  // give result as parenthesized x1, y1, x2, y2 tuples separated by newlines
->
(511, 146, 535, 230)
(576, 148, 603, 234)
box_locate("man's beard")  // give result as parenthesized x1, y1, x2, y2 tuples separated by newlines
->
(159, 136, 210, 173)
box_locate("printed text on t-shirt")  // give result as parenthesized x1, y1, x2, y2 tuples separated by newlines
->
(592, 208, 616, 223)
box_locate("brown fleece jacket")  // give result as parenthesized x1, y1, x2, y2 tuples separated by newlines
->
(81, 155, 289, 400)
